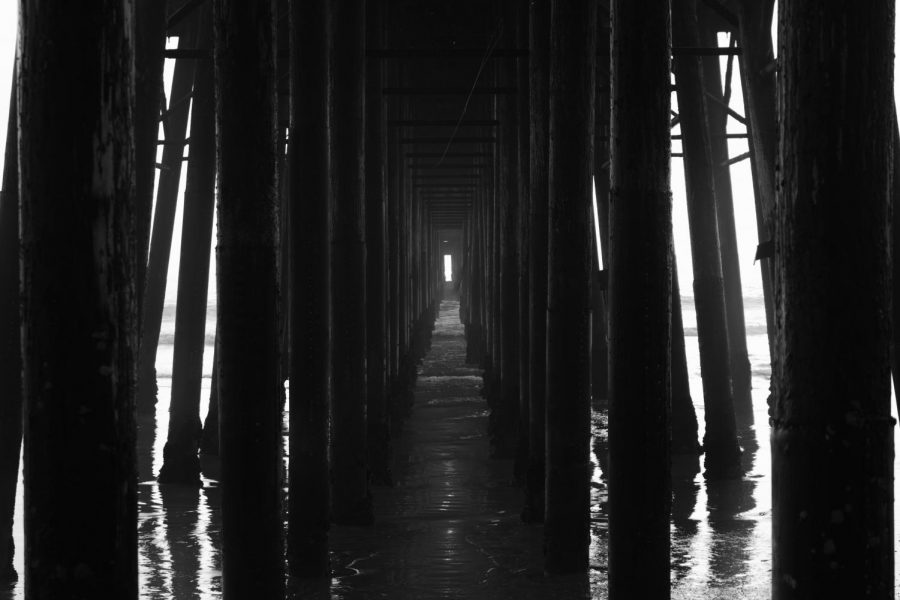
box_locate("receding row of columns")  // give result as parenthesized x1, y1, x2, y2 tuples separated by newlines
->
(1, 0, 446, 595)
(0, 0, 896, 597)
(457, 0, 896, 594)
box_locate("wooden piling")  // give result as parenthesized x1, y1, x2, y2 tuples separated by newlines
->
(672, 0, 742, 479)
(199, 331, 219, 456)
(134, 0, 168, 311)
(287, 0, 332, 576)
(773, 1, 894, 596)
(0, 68, 20, 582)
(19, 2, 138, 595)
(608, 0, 672, 593)
(136, 21, 200, 415)
(213, 0, 284, 595)
(698, 11, 753, 423)
(515, 0, 532, 485)
(366, 0, 391, 486)
(159, 5, 216, 486)
(544, 0, 597, 574)
(591, 29, 611, 412)
(733, 0, 776, 357)
(330, 0, 373, 526)
(891, 115, 900, 410)
(671, 260, 701, 454)
(522, 0, 550, 525)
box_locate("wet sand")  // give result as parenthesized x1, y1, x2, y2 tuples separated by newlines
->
(2, 297, 899, 598)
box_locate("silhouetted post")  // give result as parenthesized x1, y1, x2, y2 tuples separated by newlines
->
(0, 69, 20, 582)
(891, 116, 900, 408)
(159, 6, 216, 485)
(672, 0, 741, 479)
(515, 1, 531, 484)
(134, 0, 168, 309)
(608, 0, 671, 594)
(330, 0, 372, 526)
(591, 33, 611, 411)
(387, 104, 401, 405)
(137, 21, 199, 414)
(469, 199, 487, 363)
(366, 0, 390, 485)
(671, 259, 700, 454)
(200, 332, 219, 455)
(497, 49, 520, 455)
(287, 0, 331, 575)
(522, 0, 550, 524)
(733, 0, 776, 355)
(213, 0, 284, 595)
(699, 14, 752, 423)
(544, 0, 597, 574)
(19, 2, 137, 596)
(773, 1, 894, 597)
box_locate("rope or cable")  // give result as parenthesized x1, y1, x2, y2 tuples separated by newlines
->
(429, 19, 504, 169)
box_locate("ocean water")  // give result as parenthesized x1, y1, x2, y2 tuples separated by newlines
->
(1, 293, 898, 599)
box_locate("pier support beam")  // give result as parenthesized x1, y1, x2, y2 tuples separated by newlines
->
(330, 0, 373, 526)
(699, 14, 753, 423)
(773, 1, 894, 597)
(136, 22, 199, 415)
(214, 0, 284, 595)
(671, 260, 701, 455)
(733, 0, 777, 358)
(366, 0, 390, 485)
(495, 31, 520, 455)
(0, 69, 20, 582)
(672, 0, 741, 479)
(544, 0, 597, 574)
(134, 0, 168, 309)
(287, 0, 332, 576)
(19, 2, 138, 595)
(608, 0, 672, 594)
(523, 0, 549, 526)
(159, 6, 216, 486)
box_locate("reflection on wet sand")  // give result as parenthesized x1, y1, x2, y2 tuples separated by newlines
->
(3, 304, 897, 598)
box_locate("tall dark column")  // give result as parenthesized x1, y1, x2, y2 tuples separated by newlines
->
(892, 116, 900, 410)
(591, 36, 611, 412)
(496, 17, 520, 456)
(515, 0, 532, 484)
(0, 68, 20, 582)
(19, 2, 138, 596)
(330, 0, 372, 526)
(523, 0, 550, 524)
(200, 331, 219, 455)
(672, 0, 741, 479)
(544, 0, 597, 574)
(608, 0, 671, 595)
(159, 6, 216, 486)
(287, 0, 332, 577)
(773, 1, 894, 597)
(136, 22, 199, 414)
(699, 13, 753, 423)
(671, 260, 700, 455)
(213, 0, 284, 595)
(134, 0, 167, 310)
(365, 0, 390, 485)
(733, 0, 777, 359)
